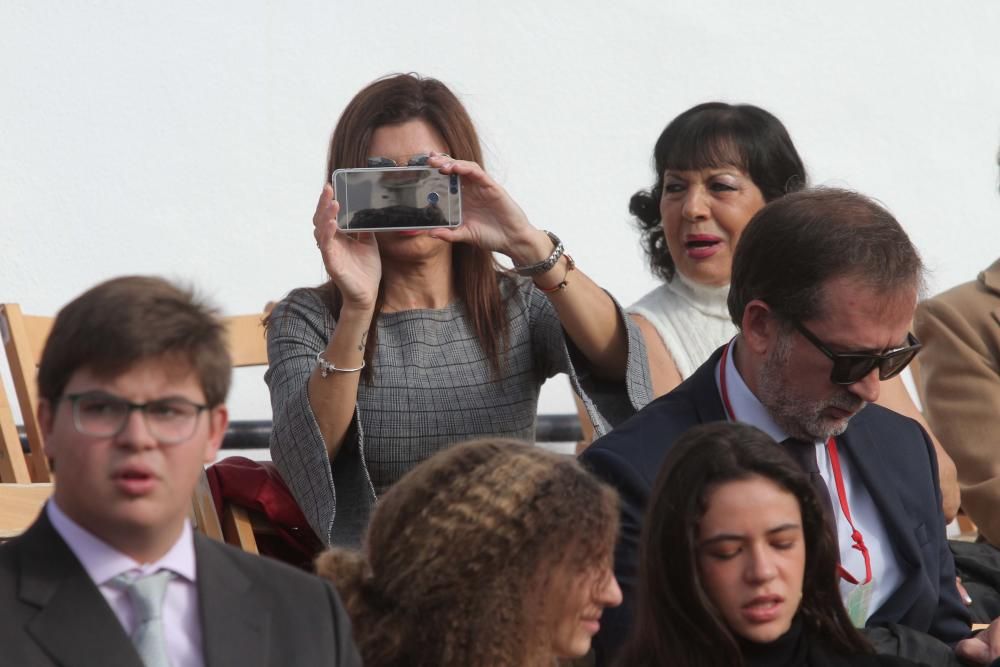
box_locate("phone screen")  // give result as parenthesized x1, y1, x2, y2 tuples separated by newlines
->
(332, 167, 462, 231)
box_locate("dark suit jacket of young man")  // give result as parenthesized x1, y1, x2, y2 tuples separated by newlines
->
(0, 510, 362, 667)
(580, 346, 971, 666)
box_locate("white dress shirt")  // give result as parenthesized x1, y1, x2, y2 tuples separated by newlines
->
(48, 500, 205, 667)
(717, 339, 904, 622)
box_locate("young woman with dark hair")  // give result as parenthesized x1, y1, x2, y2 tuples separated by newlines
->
(266, 73, 650, 546)
(316, 438, 622, 667)
(616, 422, 925, 667)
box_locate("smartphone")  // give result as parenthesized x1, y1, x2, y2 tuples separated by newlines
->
(331, 166, 462, 232)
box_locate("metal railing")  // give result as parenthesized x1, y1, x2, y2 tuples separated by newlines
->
(17, 414, 584, 451)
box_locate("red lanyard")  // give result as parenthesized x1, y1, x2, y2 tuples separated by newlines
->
(718, 342, 872, 585)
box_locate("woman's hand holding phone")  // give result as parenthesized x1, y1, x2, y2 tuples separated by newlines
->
(424, 153, 547, 265)
(313, 184, 382, 311)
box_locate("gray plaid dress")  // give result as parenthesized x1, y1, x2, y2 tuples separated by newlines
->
(265, 275, 651, 546)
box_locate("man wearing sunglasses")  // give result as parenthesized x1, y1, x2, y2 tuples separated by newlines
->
(584, 188, 999, 666)
(0, 276, 361, 666)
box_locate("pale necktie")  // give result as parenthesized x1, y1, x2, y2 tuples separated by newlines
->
(114, 570, 175, 667)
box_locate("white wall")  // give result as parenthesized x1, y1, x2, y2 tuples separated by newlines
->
(3, 0, 999, 423)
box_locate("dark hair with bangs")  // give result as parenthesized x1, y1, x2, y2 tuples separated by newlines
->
(309, 72, 510, 381)
(630, 102, 807, 281)
(615, 422, 872, 667)
(38, 275, 231, 407)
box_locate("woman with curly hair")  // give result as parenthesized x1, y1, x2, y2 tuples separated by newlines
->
(616, 422, 924, 667)
(315, 438, 622, 667)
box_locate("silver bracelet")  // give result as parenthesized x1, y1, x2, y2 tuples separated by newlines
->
(316, 352, 365, 377)
(512, 230, 565, 277)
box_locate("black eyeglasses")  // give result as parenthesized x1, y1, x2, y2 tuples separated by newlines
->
(63, 391, 208, 444)
(789, 320, 922, 385)
(366, 154, 431, 168)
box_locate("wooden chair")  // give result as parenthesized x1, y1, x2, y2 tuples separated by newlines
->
(210, 313, 270, 553)
(0, 376, 32, 483)
(192, 468, 260, 553)
(191, 468, 261, 555)
(0, 483, 53, 542)
(1, 302, 268, 553)
(0, 304, 53, 482)
(0, 335, 54, 539)
(168, 313, 272, 554)
(191, 469, 225, 541)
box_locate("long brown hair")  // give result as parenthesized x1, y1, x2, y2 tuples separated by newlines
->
(316, 438, 620, 667)
(616, 422, 872, 667)
(320, 73, 510, 381)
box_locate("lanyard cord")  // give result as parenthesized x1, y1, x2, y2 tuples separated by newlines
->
(827, 441, 873, 585)
(718, 342, 872, 585)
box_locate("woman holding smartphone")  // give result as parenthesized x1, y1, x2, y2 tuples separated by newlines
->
(616, 422, 927, 667)
(266, 73, 650, 546)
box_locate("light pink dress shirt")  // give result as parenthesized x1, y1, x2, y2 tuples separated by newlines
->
(47, 500, 205, 667)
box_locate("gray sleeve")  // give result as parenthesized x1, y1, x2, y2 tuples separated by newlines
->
(525, 280, 652, 436)
(264, 289, 375, 547)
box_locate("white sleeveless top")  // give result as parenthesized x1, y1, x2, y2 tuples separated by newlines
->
(627, 272, 735, 379)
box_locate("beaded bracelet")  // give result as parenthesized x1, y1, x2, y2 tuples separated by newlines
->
(535, 254, 576, 294)
(512, 230, 565, 277)
(316, 352, 365, 377)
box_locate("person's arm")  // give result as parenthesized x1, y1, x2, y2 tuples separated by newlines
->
(915, 296, 1000, 544)
(427, 154, 627, 381)
(876, 375, 960, 522)
(306, 304, 372, 459)
(631, 314, 683, 398)
(307, 184, 381, 459)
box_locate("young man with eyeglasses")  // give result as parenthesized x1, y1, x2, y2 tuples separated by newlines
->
(0, 276, 361, 667)
(583, 189, 1000, 666)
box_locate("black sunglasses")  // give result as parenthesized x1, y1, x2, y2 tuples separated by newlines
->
(789, 320, 922, 385)
(366, 154, 431, 168)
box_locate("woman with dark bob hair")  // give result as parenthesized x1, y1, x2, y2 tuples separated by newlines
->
(266, 73, 650, 546)
(616, 422, 925, 667)
(316, 438, 622, 667)
(616, 101, 958, 520)
(626, 101, 806, 393)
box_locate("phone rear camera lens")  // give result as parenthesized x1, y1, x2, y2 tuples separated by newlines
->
(427, 192, 440, 205)
(450, 174, 459, 194)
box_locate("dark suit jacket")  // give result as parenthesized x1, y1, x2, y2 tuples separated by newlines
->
(0, 511, 362, 667)
(581, 346, 971, 666)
